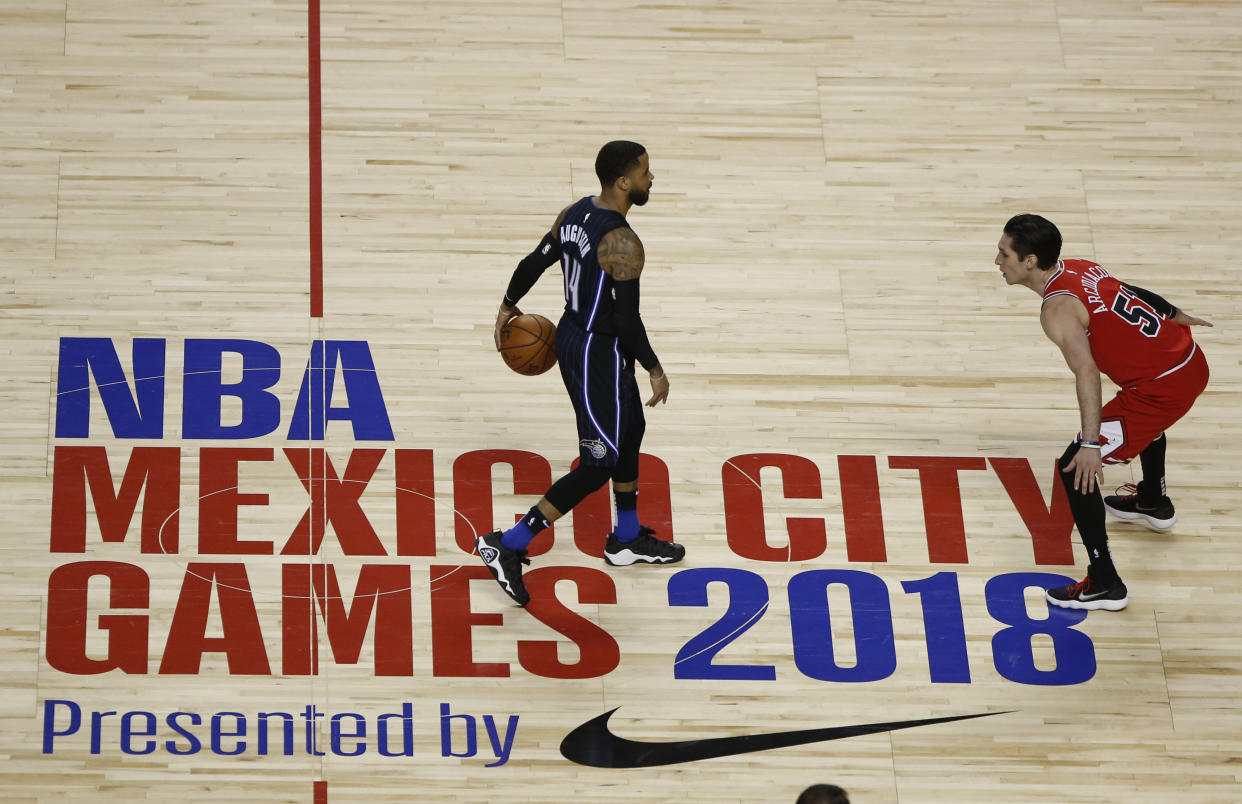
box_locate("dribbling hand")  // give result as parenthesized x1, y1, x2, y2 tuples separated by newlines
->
(494, 304, 521, 350)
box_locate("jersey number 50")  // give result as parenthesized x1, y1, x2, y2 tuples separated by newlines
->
(1111, 291, 1161, 337)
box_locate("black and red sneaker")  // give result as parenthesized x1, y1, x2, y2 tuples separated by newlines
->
(1104, 482, 1177, 531)
(1046, 575, 1129, 612)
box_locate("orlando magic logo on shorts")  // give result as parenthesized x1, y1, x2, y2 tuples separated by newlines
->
(580, 438, 608, 460)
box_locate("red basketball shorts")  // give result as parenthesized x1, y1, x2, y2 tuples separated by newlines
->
(1094, 344, 1209, 465)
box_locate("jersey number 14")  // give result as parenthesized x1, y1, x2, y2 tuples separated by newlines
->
(562, 255, 582, 313)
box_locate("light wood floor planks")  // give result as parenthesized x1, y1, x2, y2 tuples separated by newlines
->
(2, 1, 1240, 801)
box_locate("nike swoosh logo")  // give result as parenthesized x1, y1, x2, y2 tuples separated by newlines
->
(560, 707, 1009, 768)
(1078, 590, 1108, 600)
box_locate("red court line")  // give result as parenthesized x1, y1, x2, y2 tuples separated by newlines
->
(308, 0, 323, 318)
(309, 5, 325, 800)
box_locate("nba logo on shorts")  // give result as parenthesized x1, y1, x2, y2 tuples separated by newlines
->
(580, 439, 608, 460)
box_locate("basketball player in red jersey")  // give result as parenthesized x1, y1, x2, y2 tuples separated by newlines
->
(997, 214, 1211, 611)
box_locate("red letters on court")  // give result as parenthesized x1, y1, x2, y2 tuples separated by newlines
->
(43, 446, 1074, 677)
(51, 447, 180, 554)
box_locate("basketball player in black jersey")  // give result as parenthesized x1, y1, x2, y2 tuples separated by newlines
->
(477, 141, 685, 606)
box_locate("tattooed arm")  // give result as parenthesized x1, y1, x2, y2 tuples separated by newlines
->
(600, 227, 668, 406)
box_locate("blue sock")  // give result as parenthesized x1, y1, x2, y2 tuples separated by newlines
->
(614, 490, 640, 542)
(502, 506, 549, 551)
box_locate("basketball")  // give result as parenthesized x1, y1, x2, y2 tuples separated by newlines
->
(499, 313, 557, 375)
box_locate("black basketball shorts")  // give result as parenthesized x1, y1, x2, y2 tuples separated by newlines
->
(555, 315, 644, 468)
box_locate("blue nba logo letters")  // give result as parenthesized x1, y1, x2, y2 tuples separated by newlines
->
(55, 337, 394, 440)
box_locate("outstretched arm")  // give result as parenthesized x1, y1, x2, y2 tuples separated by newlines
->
(599, 227, 669, 406)
(1124, 283, 1214, 328)
(1172, 309, 1213, 327)
(1042, 295, 1103, 493)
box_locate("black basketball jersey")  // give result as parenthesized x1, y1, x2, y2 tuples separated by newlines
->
(557, 196, 631, 334)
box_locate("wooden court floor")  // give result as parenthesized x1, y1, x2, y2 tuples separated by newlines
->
(2, 1, 1241, 801)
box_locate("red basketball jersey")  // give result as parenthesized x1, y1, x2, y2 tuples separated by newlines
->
(1042, 259, 1195, 388)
